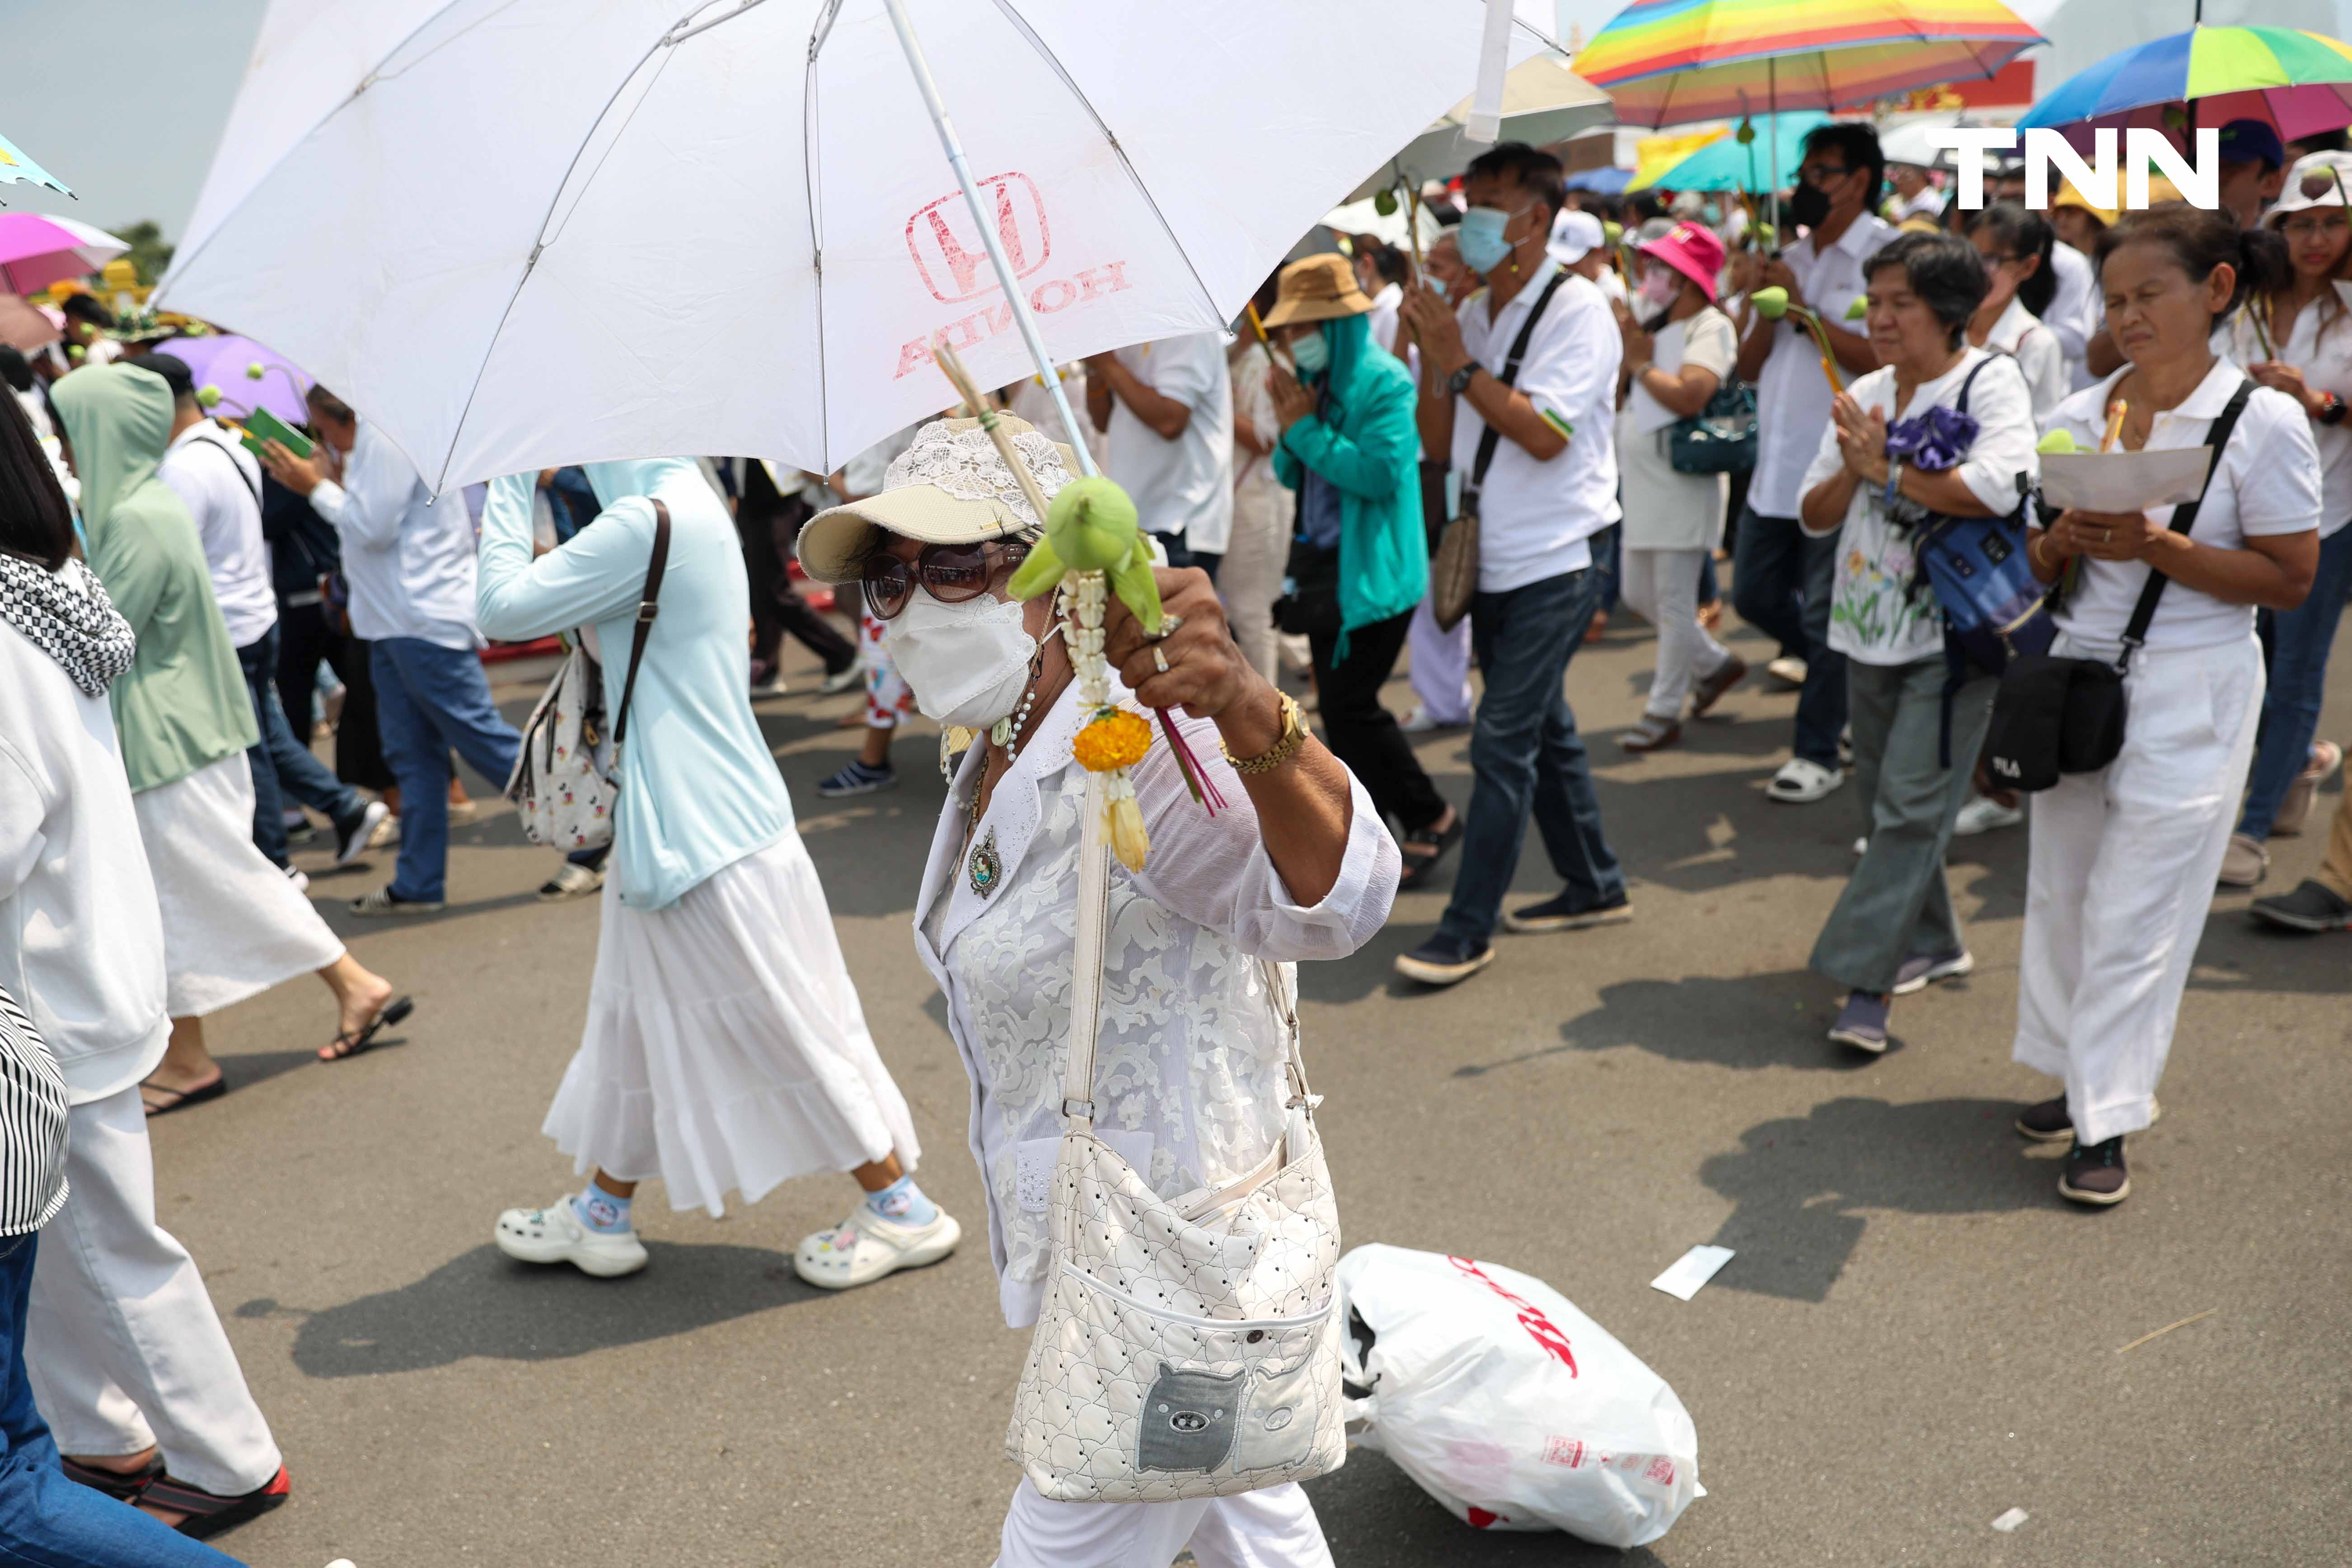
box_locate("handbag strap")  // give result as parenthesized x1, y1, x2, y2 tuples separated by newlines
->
(610, 499, 671, 759)
(1058, 776, 1315, 1132)
(2116, 379, 2255, 669)
(1460, 267, 1573, 514)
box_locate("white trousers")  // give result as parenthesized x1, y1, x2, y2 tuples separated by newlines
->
(2013, 634, 2263, 1146)
(1617, 547, 1734, 719)
(26, 1087, 281, 1496)
(996, 1479, 1333, 1568)
(1406, 593, 1473, 725)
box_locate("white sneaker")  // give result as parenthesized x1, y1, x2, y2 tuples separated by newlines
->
(793, 1204, 960, 1290)
(537, 861, 605, 901)
(1953, 795, 2025, 837)
(819, 664, 864, 696)
(284, 864, 310, 893)
(494, 1196, 648, 1278)
(1765, 655, 1809, 689)
(1768, 757, 1844, 803)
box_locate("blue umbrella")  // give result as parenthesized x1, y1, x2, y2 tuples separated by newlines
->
(1565, 166, 1635, 193)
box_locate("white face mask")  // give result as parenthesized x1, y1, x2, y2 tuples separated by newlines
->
(882, 590, 1038, 730)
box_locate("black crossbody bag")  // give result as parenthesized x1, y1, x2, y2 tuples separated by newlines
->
(1983, 379, 2255, 792)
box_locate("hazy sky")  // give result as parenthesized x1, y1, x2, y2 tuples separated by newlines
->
(7, 0, 268, 239)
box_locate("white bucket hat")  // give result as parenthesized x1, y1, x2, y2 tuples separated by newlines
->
(797, 415, 1078, 585)
(2268, 151, 2352, 225)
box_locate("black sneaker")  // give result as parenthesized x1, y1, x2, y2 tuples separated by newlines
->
(2249, 878, 2352, 933)
(332, 799, 390, 868)
(1502, 888, 1633, 934)
(1393, 934, 1494, 987)
(2058, 1135, 2130, 1205)
(2015, 1096, 2073, 1142)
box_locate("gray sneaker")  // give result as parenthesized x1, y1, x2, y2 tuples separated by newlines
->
(1827, 990, 1889, 1053)
(1891, 948, 1972, 995)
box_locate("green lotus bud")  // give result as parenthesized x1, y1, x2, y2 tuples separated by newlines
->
(1736, 119, 1756, 145)
(1005, 537, 1066, 600)
(2036, 429, 2080, 455)
(1373, 189, 1399, 218)
(245, 361, 265, 379)
(1752, 286, 1790, 319)
(1754, 223, 1777, 248)
(196, 384, 222, 408)
(1844, 296, 1867, 320)
(1044, 475, 1140, 573)
(1602, 220, 1623, 248)
(66, 344, 84, 362)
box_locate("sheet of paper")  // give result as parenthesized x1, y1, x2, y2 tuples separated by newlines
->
(2039, 446, 2213, 512)
(1649, 1244, 1735, 1301)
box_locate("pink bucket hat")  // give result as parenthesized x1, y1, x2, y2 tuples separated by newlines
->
(1637, 221, 1727, 305)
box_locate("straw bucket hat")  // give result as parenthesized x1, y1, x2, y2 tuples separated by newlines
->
(1260, 253, 1373, 327)
(797, 415, 1078, 585)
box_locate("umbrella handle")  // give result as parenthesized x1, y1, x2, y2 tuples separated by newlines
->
(881, 0, 1098, 477)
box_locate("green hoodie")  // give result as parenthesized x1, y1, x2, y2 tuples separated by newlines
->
(52, 362, 256, 793)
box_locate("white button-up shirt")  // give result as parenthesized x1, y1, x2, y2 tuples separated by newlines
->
(1106, 331, 1235, 555)
(1448, 259, 1623, 592)
(2044, 358, 2320, 651)
(156, 420, 276, 648)
(305, 419, 481, 651)
(2225, 281, 2352, 538)
(1750, 212, 1896, 519)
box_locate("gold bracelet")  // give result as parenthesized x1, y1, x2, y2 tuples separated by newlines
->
(1221, 691, 1306, 776)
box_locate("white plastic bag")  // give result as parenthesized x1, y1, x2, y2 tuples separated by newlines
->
(1335, 1244, 1701, 1548)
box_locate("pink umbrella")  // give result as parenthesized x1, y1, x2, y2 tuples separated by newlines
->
(0, 212, 127, 295)
(160, 333, 314, 425)
(0, 294, 58, 353)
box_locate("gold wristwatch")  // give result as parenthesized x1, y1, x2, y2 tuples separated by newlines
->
(1221, 691, 1307, 777)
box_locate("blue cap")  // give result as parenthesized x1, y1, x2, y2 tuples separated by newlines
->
(2218, 118, 2286, 171)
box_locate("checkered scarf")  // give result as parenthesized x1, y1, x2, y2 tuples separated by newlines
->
(0, 552, 136, 697)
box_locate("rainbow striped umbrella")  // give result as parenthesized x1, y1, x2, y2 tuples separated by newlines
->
(2019, 27, 2352, 145)
(0, 131, 73, 202)
(1575, 0, 2044, 128)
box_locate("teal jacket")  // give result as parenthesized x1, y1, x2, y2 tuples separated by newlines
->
(478, 460, 788, 911)
(1271, 313, 1427, 650)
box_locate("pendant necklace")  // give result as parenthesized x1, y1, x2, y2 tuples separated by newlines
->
(966, 626, 1063, 899)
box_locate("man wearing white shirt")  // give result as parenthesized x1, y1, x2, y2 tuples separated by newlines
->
(260, 393, 521, 915)
(1883, 162, 1946, 224)
(1086, 330, 1235, 575)
(1734, 121, 1892, 805)
(1355, 241, 1407, 355)
(139, 355, 386, 879)
(1394, 143, 1627, 988)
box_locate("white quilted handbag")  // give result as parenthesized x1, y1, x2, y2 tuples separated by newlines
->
(1005, 773, 1346, 1502)
(504, 501, 670, 851)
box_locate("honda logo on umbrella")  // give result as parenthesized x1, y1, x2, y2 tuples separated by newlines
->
(906, 172, 1051, 303)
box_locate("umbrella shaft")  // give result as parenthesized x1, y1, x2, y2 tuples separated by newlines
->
(881, 0, 1099, 476)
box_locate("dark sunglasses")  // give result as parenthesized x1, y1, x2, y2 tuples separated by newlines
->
(1799, 162, 1854, 184)
(861, 538, 1028, 620)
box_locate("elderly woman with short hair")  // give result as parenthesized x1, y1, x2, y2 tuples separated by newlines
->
(1798, 232, 2040, 1055)
(799, 415, 1396, 1568)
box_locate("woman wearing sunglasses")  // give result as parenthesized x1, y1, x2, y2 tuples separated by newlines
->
(800, 416, 1395, 1568)
(472, 458, 956, 1287)
(2217, 153, 2352, 893)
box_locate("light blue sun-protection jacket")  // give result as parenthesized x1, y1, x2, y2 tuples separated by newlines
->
(477, 460, 787, 910)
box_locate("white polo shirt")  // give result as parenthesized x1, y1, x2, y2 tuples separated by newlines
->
(1448, 259, 1623, 593)
(1105, 331, 1235, 555)
(2044, 358, 2320, 650)
(2045, 241, 2102, 393)
(156, 420, 276, 648)
(1749, 212, 1896, 519)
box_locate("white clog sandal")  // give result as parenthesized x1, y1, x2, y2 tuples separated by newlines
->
(793, 1206, 960, 1290)
(494, 1196, 649, 1278)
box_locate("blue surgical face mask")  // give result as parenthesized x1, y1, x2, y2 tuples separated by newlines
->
(1457, 205, 1522, 274)
(1290, 328, 1330, 376)
(1701, 202, 1722, 225)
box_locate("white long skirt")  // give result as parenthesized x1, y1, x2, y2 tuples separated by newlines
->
(542, 832, 920, 1217)
(132, 754, 344, 1018)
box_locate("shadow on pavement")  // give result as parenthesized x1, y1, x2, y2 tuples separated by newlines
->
(248, 1241, 820, 1377)
(1303, 1449, 1667, 1565)
(1696, 1097, 2055, 1302)
(1450, 970, 1872, 1076)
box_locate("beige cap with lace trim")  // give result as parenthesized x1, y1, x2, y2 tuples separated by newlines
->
(797, 415, 1078, 585)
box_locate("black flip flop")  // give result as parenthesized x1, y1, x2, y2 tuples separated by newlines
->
(321, 994, 414, 1062)
(140, 1073, 228, 1118)
(147, 1464, 291, 1540)
(61, 1453, 163, 1502)
(1396, 813, 1465, 892)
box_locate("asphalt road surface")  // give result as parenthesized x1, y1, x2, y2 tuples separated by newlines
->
(153, 605, 2349, 1568)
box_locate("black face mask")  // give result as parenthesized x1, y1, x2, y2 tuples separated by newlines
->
(1787, 180, 1832, 229)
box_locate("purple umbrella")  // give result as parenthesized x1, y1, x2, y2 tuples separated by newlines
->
(161, 333, 314, 425)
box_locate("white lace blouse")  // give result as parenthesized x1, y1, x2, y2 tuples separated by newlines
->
(912, 681, 1398, 1328)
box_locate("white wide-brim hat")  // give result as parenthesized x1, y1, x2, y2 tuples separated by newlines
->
(797, 414, 1078, 585)
(2268, 151, 2352, 225)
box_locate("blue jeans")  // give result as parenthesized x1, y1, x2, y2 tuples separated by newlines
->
(1438, 569, 1624, 947)
(0, 1235, 243, 1568)
(370, 637, 521, 903)
(2240, 523, 2352, 839)
(1590, 522, 1621, 615)
(238, 625, 365, 868)
(1732, 507, 1847, 769)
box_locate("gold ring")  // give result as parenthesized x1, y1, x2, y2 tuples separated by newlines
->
(1152, 646, 1170, 674)
(1149, 613, 1186, 642)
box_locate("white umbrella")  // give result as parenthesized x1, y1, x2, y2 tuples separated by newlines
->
(1343, 51, 1616, 204)
(161, 0, 1563, 491)
(1318, 197, 1445, 254)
